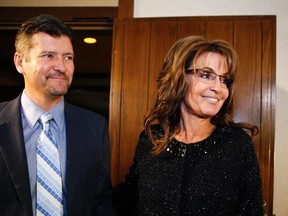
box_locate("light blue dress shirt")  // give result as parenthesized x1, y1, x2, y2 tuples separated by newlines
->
(20, 91, 67, 216)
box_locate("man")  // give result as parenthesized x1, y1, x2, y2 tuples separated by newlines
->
(0, 14, 116, 216)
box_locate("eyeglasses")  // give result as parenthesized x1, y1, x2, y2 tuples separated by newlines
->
(186, 67, 234, 89)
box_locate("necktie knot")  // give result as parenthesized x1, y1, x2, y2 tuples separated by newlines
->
(39, 112, 53, 128)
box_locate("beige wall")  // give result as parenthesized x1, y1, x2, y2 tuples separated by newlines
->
(0, 0, 117, 7)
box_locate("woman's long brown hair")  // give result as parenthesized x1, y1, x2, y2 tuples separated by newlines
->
(144, 35, 259, 156)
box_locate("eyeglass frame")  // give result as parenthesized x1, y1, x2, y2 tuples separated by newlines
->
(185, 67, 234, 89)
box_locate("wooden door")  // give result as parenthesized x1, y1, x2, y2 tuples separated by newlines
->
(109, 16, 276, 215)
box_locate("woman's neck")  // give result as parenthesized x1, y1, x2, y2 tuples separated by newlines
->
(175, 113, 215, 144)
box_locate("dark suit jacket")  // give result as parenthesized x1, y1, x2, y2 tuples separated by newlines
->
(0, 95, 116, 216)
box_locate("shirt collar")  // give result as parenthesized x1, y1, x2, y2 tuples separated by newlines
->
(21, 90, 65, 130)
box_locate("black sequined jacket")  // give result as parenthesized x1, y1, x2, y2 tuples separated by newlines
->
(113, 125, 264, 216)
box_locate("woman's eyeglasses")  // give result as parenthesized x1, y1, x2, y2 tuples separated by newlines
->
(186, 68, 234, 89)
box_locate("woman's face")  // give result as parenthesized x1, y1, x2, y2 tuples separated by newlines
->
(181, 52, 229, 120)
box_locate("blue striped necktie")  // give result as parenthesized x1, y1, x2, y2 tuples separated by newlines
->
(36, 112, 64, 216)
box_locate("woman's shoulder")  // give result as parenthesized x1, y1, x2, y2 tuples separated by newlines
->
(136, 124, 163, 153)
(218, 126, 252, 140)
(216, 126, 256, 154)
(139, 124, 164, 138)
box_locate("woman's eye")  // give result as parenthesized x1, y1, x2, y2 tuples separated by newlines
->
(220, 78, 226, 83)
(200, 72, 212, 79)
(220, 77, 230, 84)
(43, 54, 53, 58)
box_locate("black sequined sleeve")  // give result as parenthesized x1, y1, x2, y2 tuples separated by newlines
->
(237, 131, 264, 216)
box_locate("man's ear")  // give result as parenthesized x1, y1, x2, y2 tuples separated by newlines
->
(14, 52, 25, 74)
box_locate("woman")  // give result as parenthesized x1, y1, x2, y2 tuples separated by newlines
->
(113, 35, 264, 216)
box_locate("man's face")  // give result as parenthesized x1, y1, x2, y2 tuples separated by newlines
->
(17, 32, 74, 101)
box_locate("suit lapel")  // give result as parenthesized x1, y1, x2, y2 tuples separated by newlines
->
(64, 103, 82, 208)
(0, 96, 33, 215)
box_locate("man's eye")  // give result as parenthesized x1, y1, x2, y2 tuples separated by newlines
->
(65, 56, 74, 61)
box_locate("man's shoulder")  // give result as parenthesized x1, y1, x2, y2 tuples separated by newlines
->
(0, 101, 9, 111)
(65, 102, 106, 122)
(0, 97, 20, 113)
